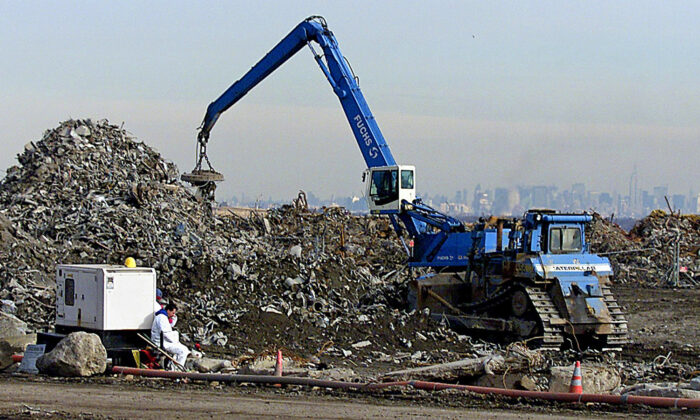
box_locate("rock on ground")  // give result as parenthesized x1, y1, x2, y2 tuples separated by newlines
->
(36, 332, 107, 377)
(548, 365, 621, 393)
(192, 357, 232, 373)
(621, 382, 700, 399)
(0, 312, 29, 338)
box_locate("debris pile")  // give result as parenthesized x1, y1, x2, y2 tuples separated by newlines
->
(0, 119, 470, 362)
(589, 212, 700, 287)
(1, 119, 697, 386)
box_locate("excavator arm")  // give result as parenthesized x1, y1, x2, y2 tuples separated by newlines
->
(193, 16, 395, 170)
(185, 16, 466, 266)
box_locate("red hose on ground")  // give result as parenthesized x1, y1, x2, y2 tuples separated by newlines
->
(111, 366, 700, 409)
(12, 354, 23, 363)
(410, 380, 700, 409)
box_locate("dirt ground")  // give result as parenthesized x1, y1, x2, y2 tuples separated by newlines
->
(1, 285, 698, 419)
(613, 285, 700, 364)
(0, 378, 694, 419)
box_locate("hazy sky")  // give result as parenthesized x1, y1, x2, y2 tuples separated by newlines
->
(1, 1, 698, 201)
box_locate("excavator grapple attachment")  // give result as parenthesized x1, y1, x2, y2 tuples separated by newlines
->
(181, 170, 224, 186)
(181, 170, 224, 201)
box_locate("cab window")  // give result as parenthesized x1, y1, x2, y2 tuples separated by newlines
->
(370, 169, 398, 205)
(401, 170, 414, 189)
(549, 227, 582, 253)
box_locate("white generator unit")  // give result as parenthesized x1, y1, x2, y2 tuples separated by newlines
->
(55, 264, 156, 332)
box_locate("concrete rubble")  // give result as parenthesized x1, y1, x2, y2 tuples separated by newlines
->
(191, 357, 233, 374)
(0, 312, 35, 369)
(621, 382, 700, 399)
(547, 364, 621, 394)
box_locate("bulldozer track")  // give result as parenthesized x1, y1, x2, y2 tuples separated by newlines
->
(459, 281, 566, 349)
(417, 274, 628, 351)
(600, 284, 630, 347)
(525, 286, 565, 350)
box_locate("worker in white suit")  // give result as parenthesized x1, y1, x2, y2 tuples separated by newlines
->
(151, 303, 190, 367)
(153, 288, 177, 327)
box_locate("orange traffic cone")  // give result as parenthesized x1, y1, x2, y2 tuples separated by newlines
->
(569, 361, 583, 394)
(274, 350, 283, 377)
(273, 350, 283, 387)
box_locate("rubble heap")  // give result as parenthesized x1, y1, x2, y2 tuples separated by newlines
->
(589, 212, 700, 287)
(0, 119, 473, 362)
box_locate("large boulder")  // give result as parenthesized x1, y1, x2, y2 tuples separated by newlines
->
(0, 313, 33, 371)
(548, 365, 621, 393)
(36, 332, 107, 376)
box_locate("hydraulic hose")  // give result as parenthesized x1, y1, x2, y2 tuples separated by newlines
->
(111, 366, 700, 409)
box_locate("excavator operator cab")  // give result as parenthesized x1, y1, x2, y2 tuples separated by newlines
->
(364, 165, 416, 214)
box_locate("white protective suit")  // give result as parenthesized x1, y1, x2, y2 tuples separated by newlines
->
(153, 301, 177, 327)
(150, 312, 189, 367)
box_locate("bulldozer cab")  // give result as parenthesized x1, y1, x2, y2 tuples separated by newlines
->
(364, 165, 415, 214)
(523, 210, 591, 255)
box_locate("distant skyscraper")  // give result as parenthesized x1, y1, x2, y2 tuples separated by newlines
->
(493, 188, 510, 216)
(571, 183, 586, 209)
(628, 165, 638, 211)
(532, 186, 550, 208)
(472, 184, 482, 214)
(599, 192, 613, 207)
(653, 186, 668, 209)
(672, 194, 685, 212)
(508, 189, 520, 213)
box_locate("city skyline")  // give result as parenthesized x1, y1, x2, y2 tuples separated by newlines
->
(222, 178, 699, 218)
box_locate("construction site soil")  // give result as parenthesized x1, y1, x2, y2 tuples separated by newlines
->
(4, 377, 697, 419)
(1, 120, 698, 416)
(615, 287, 699, 364)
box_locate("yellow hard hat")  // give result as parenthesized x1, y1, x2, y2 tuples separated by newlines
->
(125, 257, 136, 268)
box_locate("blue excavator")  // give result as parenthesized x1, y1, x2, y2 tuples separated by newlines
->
(182, 16, 628, 350)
